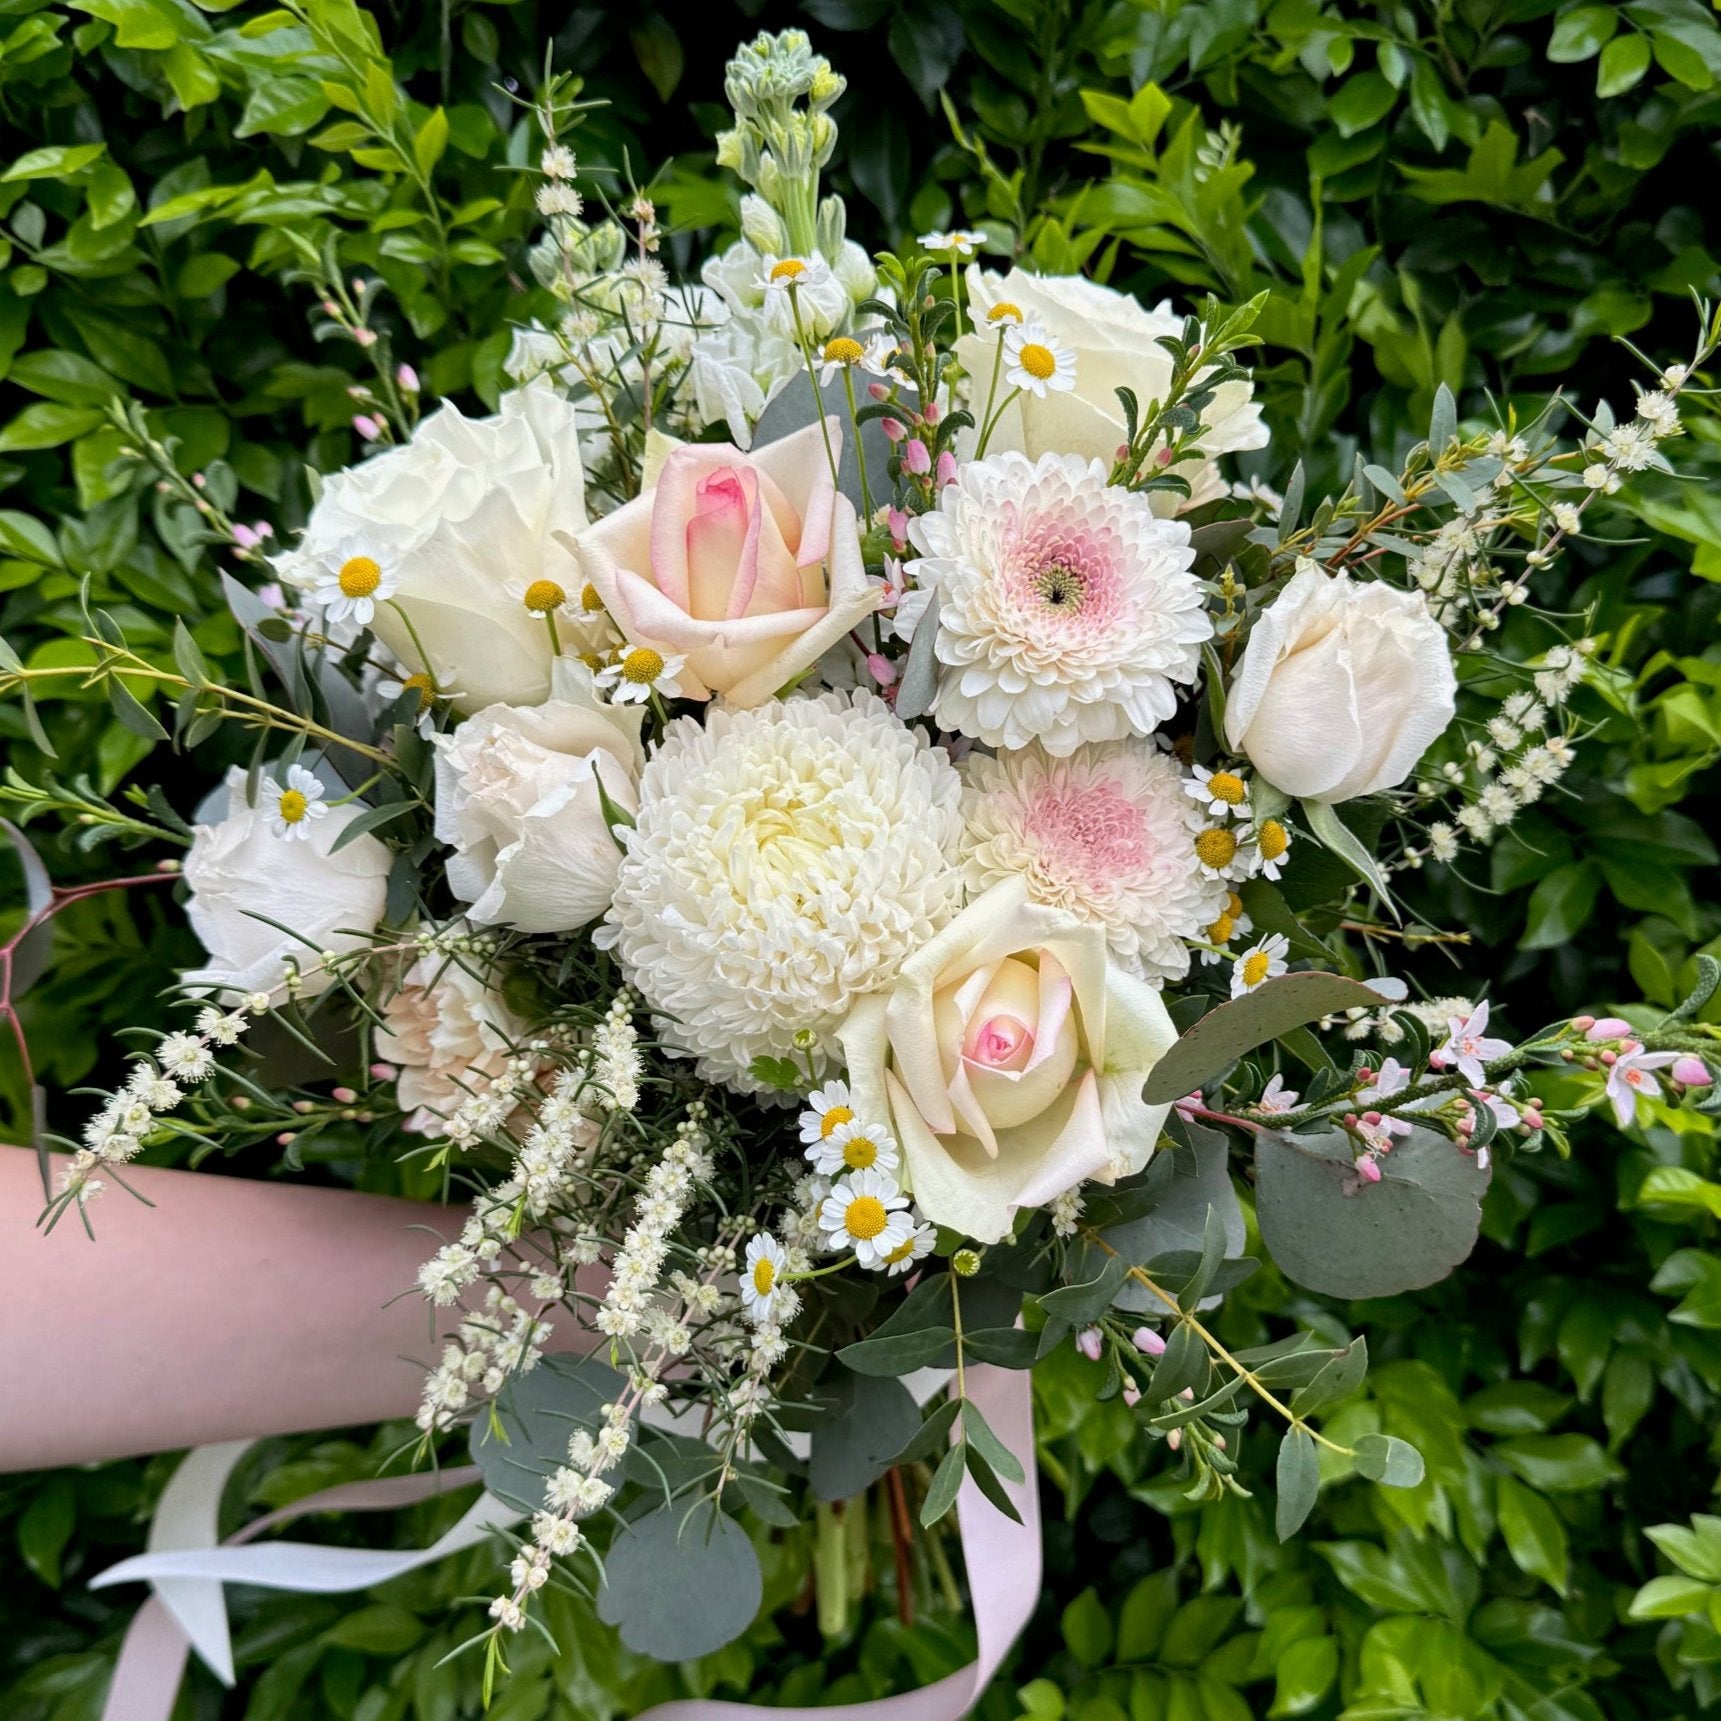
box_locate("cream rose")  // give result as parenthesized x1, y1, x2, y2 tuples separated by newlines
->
(956, 268, 1268, 511)
(376, 937, 533, 1133)
(1224, 567, 1457, 803)
(181, 766, 392, 1000)
(839, 879, 1178, 1244)
(573, 420, 876, 707)
(274, 384, 588, 712)
(435, 662, 644, 935)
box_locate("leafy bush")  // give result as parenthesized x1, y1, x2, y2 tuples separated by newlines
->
(4, 1, 1721, 1717)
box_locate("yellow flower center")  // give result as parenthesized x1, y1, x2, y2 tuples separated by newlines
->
(844, 1195, 888, 1241)
(1207, 771, 1246, 805)
(1195, 827, 1237, 868)
(1241, 951, 1272, 987)
(769, 258, 807, 282)
(580, 651, 605, 671)
(277, 789, 308, 824)
(400, 672, 435, 713)
(751, 1257, 776, 1295)
(338, 555, 382, 598)
(884, 1236, 918, 1265)
(580, 582, 605, 613)
(1207, 912, 1235, 945)
(823, 336, 864, 366)
(1016, 342, 1056, 381)
(1258, 818, 1289, 861)
(842, 1134, 880, 1170)
(819, 1105, 854, 1139)
(523, 578, 566, 614)
(988, 302, 1023, 324)
(1226, 891, 1244, 918)
(621, 647, 665, 685)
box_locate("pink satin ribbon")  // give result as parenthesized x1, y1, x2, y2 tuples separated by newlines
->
(97, 1363, 1039, 1721)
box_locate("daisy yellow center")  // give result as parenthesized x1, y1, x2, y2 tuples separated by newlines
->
(1207, 771, 1246, 805)
(1196, 827, 1237, 868)
(1241, 951, 1272, 987)
(823, 336, 864, 366)
(1208, 912, 1235, 944)
(401, 672, 435, 713)
(1036, 565, 1086, 611)
(1226, 891, 1244, 918)
(819, 1105, 854, 1139)
(277, 789, 309, 824)
(751, 1257, 776, 1295)
(844, 1195, 888, 1241)
(580, 652, 605, 671)
(338, 555, 382, 598)
(988, 302, 1023, 323)
(1258, 818, 1289, 861)
(523, 578, 566, 614)
(884, 1236, 918, 1265)
(769, 259, 807, 282)
(621, 647, 665, 685)
(842, 1134, 880, 1170)
(1017, 341, 1056, 381)
(580, 582, 605, 613)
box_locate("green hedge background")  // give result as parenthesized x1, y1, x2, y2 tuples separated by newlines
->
(4, 1, 1721, 1717)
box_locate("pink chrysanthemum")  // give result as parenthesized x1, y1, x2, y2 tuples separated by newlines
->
(899, 452, 1209, 754)
(960, 741, 1227, 982)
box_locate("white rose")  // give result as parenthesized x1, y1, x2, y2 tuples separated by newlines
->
(274, 383, 588, 712)
(838, 878, 1178, 1244)
(375, 937, 532, 1133)
(181, 767, 392, 1000)
(956, 267, 1268, 512)
(434, 661, 644, 934)
(1223, 567, 1458, 803)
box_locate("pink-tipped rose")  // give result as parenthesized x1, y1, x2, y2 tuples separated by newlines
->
(573, 421, 876, 708)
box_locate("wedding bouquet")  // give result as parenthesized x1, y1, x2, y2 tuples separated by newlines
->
(6, 26, 1720, 1697)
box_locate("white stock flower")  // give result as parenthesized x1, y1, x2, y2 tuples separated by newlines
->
(598, 691, 965, 1093)
(376, 938, 533, 1133)
(900, 452, 1208, 755)
(181, 766, 391, 1000)
(273, 384, 589, 712)
(957, 267, 1268, 512)
(838, 878, 1179, 1244)
(434, 662, 645, 935)
(960, 741, 1227, 983)
(1224, 567, 1457, 803)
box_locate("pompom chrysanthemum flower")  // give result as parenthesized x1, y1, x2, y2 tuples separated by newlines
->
(598, 691, 966, 1091)
(899, 453, 1209, 755)
(960, 741, 1227, 982)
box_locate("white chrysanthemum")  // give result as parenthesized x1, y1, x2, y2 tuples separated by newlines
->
(960, 741, 1227, 982)
(598, 691, 965, 1092)
(900, 452, 1209, 755)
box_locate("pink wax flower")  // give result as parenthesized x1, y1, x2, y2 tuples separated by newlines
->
(1673, 1055, 1713, 1087)
(904, 438, 932, 475)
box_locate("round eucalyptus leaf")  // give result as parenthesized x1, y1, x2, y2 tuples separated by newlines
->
(1255, 1124, 1489, 1298)
(808, 1371, 921, 1501)
(596, 1500, 763, 1661)
(469, 1355, 628, 1514)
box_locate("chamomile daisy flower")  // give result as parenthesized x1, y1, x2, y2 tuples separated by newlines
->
(1186, 763, 1251, 819)
(880, 1220, 936, 1276)
(596, 647, 687, 704)
(1250, 817, 1293, 881)
(799, 1081, 857, 1146)
(313, 546, 397, 627)
(818, 335, 866, 383)
(1003, 323, 1076, 398)
(919, 229, 986, 256)
(818, 1169, 913, 1269)
(261, 763, 329, 842)
(808, 1117, 901, 1179)
(514, 577, 573, 618)
(1231, 932, 1289, 998)
(761, 255, 832, 297)
(1194, 824, 1251, 882)
(740, 1234, 790, 1325)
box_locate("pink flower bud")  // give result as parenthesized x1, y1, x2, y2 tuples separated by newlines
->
(1075, 1327, 1103, 1362)
(397, 363, 419, 393)
(865, 652, 897, 688)
(1363, 1110, 1382, 1127)
(231, 1096, 251, 1111)
(1167, 1428, 1182, 1451)
(1155, 445, 1174, 467)
(232, 523, 261, 550)
(1673, 1056, 1713, 1088)
(881, 417, 906, 443)
(1357, 1066, 1375, 1083)
(924, 400, 942, 426)
(868, 382, 889, 401)
(1132, 1326, 1166, 1358)
(292, 1099, 314, 1114)
(1357, 1155, 1382, 1183)
(1122, 1384, 1141, 1409)
(321, 298, 340, 319)
(1572, 1015, 1595, 1031)
(352, 326, 378, 349)
(887, 507, 909, 547)
(1521, 1110, 1544, 1131)
(1179, 1386, 1195, 1402)
(936, 450, 959, 487)
(1115, 444, 1131, 463)
(332, 1086, 358, 1104)
(904, 438, 932, 475)
(352, 414, 381, 441)
(370, 1062, 398, 1081)
(1586, 1017, 1633, 1042)
(1599, 1048, 1617, 1066)
(276, 1131, 296, 1146)
(192, 471, 206, 489)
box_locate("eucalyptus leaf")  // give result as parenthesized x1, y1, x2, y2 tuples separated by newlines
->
(893, 587, 941, 722)
(1275, 1428, 1321, 1540)
(596, 1500, 763, 1661)
(1301, 798, 1399, 918)
(469, 1355, 629, 1513)
(808, 1372, 921, 1501)
(1353, 1432, 1426, 1487)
